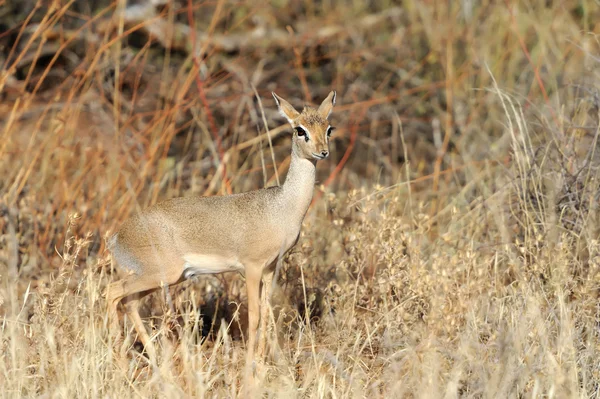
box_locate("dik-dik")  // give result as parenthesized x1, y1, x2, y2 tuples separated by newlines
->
(107, 91, 336, 367)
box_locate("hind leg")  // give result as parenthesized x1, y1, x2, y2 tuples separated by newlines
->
(107, 280, 130, 337)
(106, 271, 180, 364)
(106, 280, 132, 370)
(122, 292, 158, 362)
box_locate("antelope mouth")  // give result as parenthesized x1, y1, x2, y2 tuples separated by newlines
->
(312, 153, 327, 160)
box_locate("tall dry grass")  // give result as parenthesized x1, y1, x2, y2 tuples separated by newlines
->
(1, 0, 600, 397)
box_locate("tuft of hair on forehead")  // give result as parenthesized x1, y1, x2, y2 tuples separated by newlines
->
(300, 108, 328, 126)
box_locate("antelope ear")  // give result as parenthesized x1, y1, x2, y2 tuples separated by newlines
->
(272, 92, 300, 125)
(317, 91, 336, 119)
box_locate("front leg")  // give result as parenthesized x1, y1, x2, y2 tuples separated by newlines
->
(258, 270, 274, 360)
(245, 267, 262, 369)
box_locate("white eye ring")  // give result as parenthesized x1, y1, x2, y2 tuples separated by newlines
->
(295, 126, 310, 142)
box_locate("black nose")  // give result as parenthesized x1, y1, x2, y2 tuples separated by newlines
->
(321, 150, 329, 158)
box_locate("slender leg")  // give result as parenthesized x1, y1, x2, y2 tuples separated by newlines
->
(244, 267, 262, 386)
(257, 270, 274, 360)
(106, 280, 131, 371)
(107, 281, 124, 332)
(122, 294, 158, 363)
(106, 273, 177, 364)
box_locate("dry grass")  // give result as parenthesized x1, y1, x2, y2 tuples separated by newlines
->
(2, 0, 600, 397)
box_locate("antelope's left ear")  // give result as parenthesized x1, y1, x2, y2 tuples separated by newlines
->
(317, 91, 336, 119)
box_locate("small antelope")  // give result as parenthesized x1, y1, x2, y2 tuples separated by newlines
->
(107, 91, 336, 366)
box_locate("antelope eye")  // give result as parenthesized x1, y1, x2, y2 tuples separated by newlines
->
(327, 126, 336, 137)
(295, 126, 309, 142)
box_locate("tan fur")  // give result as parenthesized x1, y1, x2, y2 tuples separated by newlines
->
(106, 91, 337, 372)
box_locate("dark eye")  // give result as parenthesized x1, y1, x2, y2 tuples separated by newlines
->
(327, 126, 336, 137)
(295, 126, 309, 142)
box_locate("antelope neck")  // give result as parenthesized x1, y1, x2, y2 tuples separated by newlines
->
(280, 149, 317, 224)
